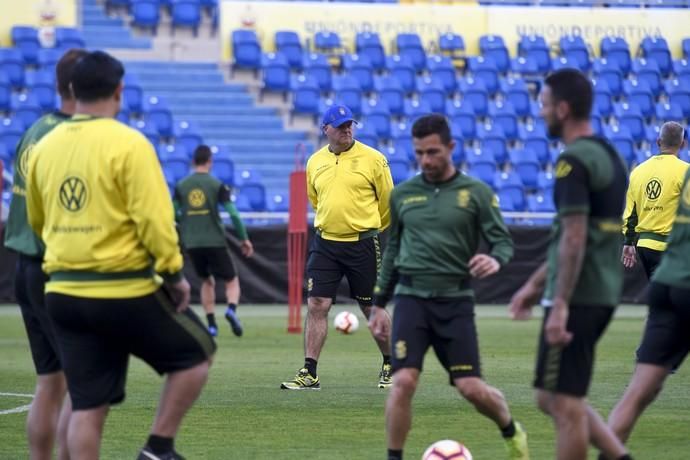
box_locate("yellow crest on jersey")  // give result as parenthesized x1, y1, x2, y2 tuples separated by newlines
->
(188, 189, 206, 208)
(554, 160, 572, 178)
(457, 190, 470, 207)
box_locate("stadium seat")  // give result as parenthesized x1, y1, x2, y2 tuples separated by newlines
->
(427, 55, 457, 94)
(604, 124, 635, 166)
(466, 148, 497, 186)
(176, 131, 203, 155)
(234, 167, 262, 187)
(133, 119, 160, 146)
(438, 32, 465, 59)
(28, 81, 56, 112)
(266, 190, 288, 212)
(396, 33, 426, 73)
(162, 152, 189, 180)
(613, 101, 645, 143)
(291, 75, 320, 117)
(537, 171, 555, 196)
(466, 56, 499, 95)
(355, 32, 386, 71)
(479, 35, 510, 74)
(522, 126, 550, 166)
(593, 83, 613, 118)
(631, 58, 662, 97)
(622, 79, 654, 119)
(527, 193, 556, 213)
(477, 123, 507, 165)
(386, 55, 416, 94)
(500, 78, 530, 118)
(0, 119, 24, 154)
(417, 77, 446, 114)
(388, 159, 412, 185)
(12, 26, 40, 65)
(509, 148, 540, 189)
(600, 36, 631, 75)
(172, 1, 201, 36)
(55, 27, 85, 49)
(342, 54, 374, 93)
(332, 75, 363, 116)
(232, 29, 262, 71)
(518, 34, 550, 74)
(375, 75, 405, 116)
(303, 53, 331, 93)
(355, 122, 379, 149)
(592, 67, 623, 98)
(403, 98, 432, 122)
(0, 49, 25, 88)
(11, 26, 37, 45)
(448, 100, 477, 140)
(640, 36, 672, 77)
(238, 183, 267, 211)
(313, 31, 343, 55)
(261, 53, 291, 95)
(655, 101, 684, 122)
(665, 79, 690, 117)
(488, 100, 518, 141)
(559, 35, 590, 71)
(683, 38, 690, 60)
(123, 79, 144, 114)
(673, 58, 690, 79)
(551, 56, 578, 72)
(458, 77, 488, 116)
(146, 106, 174, 138)
(510, 56, 538, 76)
(494, 171, 526, 211)
(37, 48, 62, 69)
(275, 31, 304, 70)
(362, 99, 391, 140)
(590, 115, 603, 136)
(212, 152, 234, 185)
(14, 102, 43, 127)
(131, 0, 161, 33)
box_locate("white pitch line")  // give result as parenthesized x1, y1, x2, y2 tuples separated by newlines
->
(0, 392, 34, 416)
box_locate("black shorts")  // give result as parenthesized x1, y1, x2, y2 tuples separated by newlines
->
(15, 255, 61, 375)
(46, 289, 216, 411)
(306, 234, 380, 305)
(187, 246, 236, 281)
(637, 247, 663, 280)
(534, 305, 614, 397)
(637, 281, 690, 370)
(391, 295, 481, 384)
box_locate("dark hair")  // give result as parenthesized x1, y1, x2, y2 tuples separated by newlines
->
(411, 114, 452, 145)
(193, 145, 212, 165)
(56, 48, 89, 99)
(544, 69, 593, 121)
(71, 51, 125, 102)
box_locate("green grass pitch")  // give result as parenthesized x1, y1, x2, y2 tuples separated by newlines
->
(0, 305, 688, 459)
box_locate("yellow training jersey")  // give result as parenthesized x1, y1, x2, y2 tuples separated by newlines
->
(26, 115, 183, 298)
(307, 140, 393, 242)
(623, 153, 690, 251)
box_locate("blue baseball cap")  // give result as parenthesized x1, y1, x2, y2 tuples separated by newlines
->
(321, 105, 357, 128)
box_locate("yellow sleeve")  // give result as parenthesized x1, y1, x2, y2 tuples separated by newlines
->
(121, 136, 183, 280)
(374, 156, 394, 230)
(306, 159, 318, 211)
(25, 145, 44, 239)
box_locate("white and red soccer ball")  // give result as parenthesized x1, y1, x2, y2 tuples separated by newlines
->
(422, 439, 473, 460)
(333, 311, 359, 334)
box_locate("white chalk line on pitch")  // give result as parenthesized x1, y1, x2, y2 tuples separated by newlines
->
(0, 392, 34, 416)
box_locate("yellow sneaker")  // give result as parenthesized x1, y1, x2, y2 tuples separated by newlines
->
(378, 363, 393, 389)
(280, 368, 320, 390)
(505, 421, 529, 460)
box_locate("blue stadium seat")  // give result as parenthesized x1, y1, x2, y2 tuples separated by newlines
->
(275, 31, 303, 70)
(266, 190, 288, 212)
(291, 75, 320, 116)
(28, 82, 56, 111)
(234, 167, 262, 187)
(466, 148, 496, 186)
(11, 26, 37, 44)
(261, 53, 291, 95)
(600, 36, 631, 75)
(14, 102, 43, 127)
(172, 1, 201, 36)
(162, 153, 189, 181)
(342, 54, 374, 93)
(479, 35, 510, 74)
(510, 56, 538, 76)
(458, 77, 488, 116)
(683, 39, 690, 60)
(655, 101, 684, 122)
(494, 171, 526, 211)
(488, 100, 518, 141)
(427, 55, 457, 94)
(55, 27, 85, 49)
(613, 101, 645, 143)
(12, 26, 40, 66)
(0, 141, 11, 166)
(665, 79, 690, 117)
(644, 123, 661, 146)
(527, 193, 555, 213)
(509, 148, 540, 189)
(402, 98, 432, 122)
(0, 118, 24, 153)
(375, 75, 405, 116)
(417, 76, 446, 114)
(0, 49, 25, 88)
(123, 78, 144, 113)
(447, 100, 476, 141)
(396, 33, 426, 73)
(479, 34, 506, 50)
(386, 55, 416, 94)
(146, 106, 174, 138)
(355, 123, 379, 149)
(593, 82, 613, 118)
(622, 79, 654, 119)
(500, 78, 531, 118)
(551, 56, 578, 72)
(477, 123, 507, 165)
(303, 53, 331, 93)
(332, 75, 363, 116)
(175, 130, 203, 155)
(640, 36, 672, 77)
(518, 34, 550, 74)
(439, 32, 465, 59)
(388, 159, 412, 185)
(521, 127, 550, 167)
(212, 151, 234, 185)
(313, 31, 342, 54)
(466, 56, 499, 95)
(238, 183, 267, 211)
(590, 115, 603, 136)
(674, 58, 690, 78)
(604, 124, 635, 166)
(132, 0, 160, 33)
(133, 119, 160, 146)
(232, 29, 262, 71)
(559, 35, 590, 71)
(355, 32, 386, 71)
(593, 67, 623, 98)
(37, 48, 62, 69)
(537, 171, 555, 196)
(362, 99, 391, 140)
(632, 58, 662, 97)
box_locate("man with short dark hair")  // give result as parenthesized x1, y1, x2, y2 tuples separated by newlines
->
(281, 104, 394, 390)
(510, 69, 632, 460)
(621, 121, 689, 278)
(4, 48, 87, 460)
(25, 50, 215, 460)
(369, 114, 528, 460)
(174, 144, 254, 337)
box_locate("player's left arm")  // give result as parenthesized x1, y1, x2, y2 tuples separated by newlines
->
(471, 187, 514, 278)
(219, 185, 253, 257)
(25, 146, 45, 238)
(374, 155, 394, 231)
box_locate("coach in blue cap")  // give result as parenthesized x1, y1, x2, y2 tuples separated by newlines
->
(281, 104, 395, 391)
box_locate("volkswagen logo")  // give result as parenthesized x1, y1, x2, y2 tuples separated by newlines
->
(59, 177, 88, 212)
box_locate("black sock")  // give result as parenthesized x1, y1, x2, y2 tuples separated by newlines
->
(228, 303, 237, 313)
(387, 448, 403, 460)
(617, 455, 633, 460)
(304, 358, 317, 377)
(383, 355, 391, 366)
(206, 313, 217, 328)
(500, 418, 516, 438)
(597, 454, 607, 460)
(147, 435, 173, 455)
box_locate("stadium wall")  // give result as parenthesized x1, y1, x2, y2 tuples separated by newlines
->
(220, 1, 687, 60)
(0, 226, 649, 305)
(0, 0, 77, 47)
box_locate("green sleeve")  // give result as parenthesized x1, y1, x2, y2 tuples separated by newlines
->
(479, 188, 514, 266)
(623, 203, 639, 246)
(373, 193, 400, 307)
(223, 202, 249, 241)
(172, 199, 181, 222)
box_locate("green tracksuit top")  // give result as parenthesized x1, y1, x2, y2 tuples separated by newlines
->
(373, 172, 513, 306)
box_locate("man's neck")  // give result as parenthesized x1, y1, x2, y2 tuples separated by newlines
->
(329, 141, 354, 154)
(562, 120, 593, 145)
(59, 99, 76, 116)
(74, 100, 117, 118)
(659, 148, 679, 156)
(195, 165, 211, 173)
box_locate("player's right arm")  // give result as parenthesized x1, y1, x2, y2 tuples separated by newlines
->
(25, 145, 45, 239)
(219, 185, 253, 257)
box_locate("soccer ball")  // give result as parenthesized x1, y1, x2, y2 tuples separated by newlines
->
(422, 440, 473, 460)
(333, 311, 359, 334)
